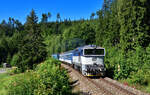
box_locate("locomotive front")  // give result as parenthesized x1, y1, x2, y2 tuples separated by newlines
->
(81, 46, 105, 76)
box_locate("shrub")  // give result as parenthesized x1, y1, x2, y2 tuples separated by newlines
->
(34, 58, 71, 95)
(106, 46, 147, 80)
(6, 58, 71, 95)
(7, 67, 21, 75)
(127, 62, 150, 85)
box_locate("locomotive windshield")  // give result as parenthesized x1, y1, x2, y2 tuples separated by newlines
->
(84, 49, 104, 56)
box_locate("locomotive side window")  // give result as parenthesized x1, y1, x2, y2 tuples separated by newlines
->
(84, 49, 104, 55)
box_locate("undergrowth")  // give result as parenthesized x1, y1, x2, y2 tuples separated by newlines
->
(5, 58, 72, 95)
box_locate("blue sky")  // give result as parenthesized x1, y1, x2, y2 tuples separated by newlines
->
(0, 0, 103, 23)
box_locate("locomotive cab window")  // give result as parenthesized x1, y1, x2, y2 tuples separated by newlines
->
(84, 49, 104, 56)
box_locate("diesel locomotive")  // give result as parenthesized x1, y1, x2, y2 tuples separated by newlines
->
(52, 45, 106, 76)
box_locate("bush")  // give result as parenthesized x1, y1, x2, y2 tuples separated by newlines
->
(34, 58, 70, 95)
(6, 58, 71, 95)
(104, 47, 127, 79)
(105, 46, 147, 80)
(7, 67, 21, 75)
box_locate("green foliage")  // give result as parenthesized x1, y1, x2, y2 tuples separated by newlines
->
(0, 18, 23, 65)
(10, 54, 19, 66)
(44, 21, 96, 55)
(126, 61, 150, 86)
(7, 67, 21, 75)
(95, 0, 150, 82)
(34, 59, 70, 95)
(104, 47, 118, 78)
(118, 0, 149, 51)
(126, 46, 150, 85)
(41, 12, 51, 23)
(0, 37, 10, 64)
(7, 71, 37, 95)
(6, 58, 71, 95)
(17, 10, 47, 71)
(0, 73, 11, 95)
(0, 0, 150, 91)
(6, 54, 11, 65)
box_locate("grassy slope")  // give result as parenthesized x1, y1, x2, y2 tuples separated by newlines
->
(0, 73, 11, 95)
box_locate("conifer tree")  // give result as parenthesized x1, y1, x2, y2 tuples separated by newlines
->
(56, 13, 61, 22)
(41, 13, 48, 23)
(18, 9, 47, 71)
(90, 13, 95, 20)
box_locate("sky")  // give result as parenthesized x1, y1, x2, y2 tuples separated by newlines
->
(0, 0, 103, 23)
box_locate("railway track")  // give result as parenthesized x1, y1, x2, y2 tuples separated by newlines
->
(61, 63, 150, 95)
(86, 77, 113, 95)
(91, 78, 135, 95)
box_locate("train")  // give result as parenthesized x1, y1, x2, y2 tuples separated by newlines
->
(52, 45, 106, 77)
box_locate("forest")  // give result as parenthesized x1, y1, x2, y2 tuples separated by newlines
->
(0, 0, 150, 93)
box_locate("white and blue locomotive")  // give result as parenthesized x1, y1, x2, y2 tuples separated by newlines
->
(52, 45, 106, 76)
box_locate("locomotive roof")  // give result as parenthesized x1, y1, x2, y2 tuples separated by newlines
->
(60, 45, 104, 55)
(77, 45, 104, 49)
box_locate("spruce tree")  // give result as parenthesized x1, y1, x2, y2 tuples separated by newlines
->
(18, 9, 47, 71)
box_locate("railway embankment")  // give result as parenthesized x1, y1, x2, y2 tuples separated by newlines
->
(62, 63, 150, 95)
